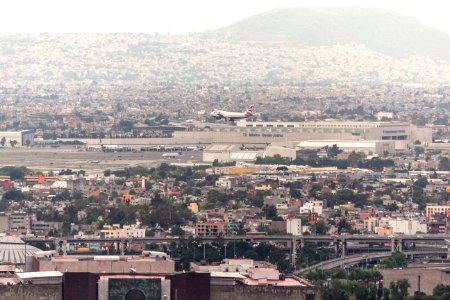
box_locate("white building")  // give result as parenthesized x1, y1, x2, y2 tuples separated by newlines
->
(300, 201, 323, 215)
(388, 219, 427, 235)
(215, 176, 238, 189)
(264, 145, 298, 160)
(234, 120, 431, 150)
(203, 144, 263, 163)
(0, 130, 34, 147)
(203, 144, 239, 162)
(297, 140, 395, 155)
(100, 224, 145, 238)
(51, 181, 68, 189)
(376, 112, 394, 120)
(286, 218, 302, 235)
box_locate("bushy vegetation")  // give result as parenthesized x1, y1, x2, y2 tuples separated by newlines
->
(379, 252, 408, 269)
(255, 153, 394, 171)
(0, 166, 30, 180)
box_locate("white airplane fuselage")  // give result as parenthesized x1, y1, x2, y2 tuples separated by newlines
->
(210, 106, 254, 121)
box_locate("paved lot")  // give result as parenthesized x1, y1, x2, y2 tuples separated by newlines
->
(0, 147, 203, 173)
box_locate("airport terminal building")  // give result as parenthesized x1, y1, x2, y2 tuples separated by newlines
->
(174, 120, 431, 151)
(0, 130, 34, 147)
(59, 121, 432, 154)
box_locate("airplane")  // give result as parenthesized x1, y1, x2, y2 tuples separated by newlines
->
(162, 152, 182, 159)
(210, 105, 254, 122)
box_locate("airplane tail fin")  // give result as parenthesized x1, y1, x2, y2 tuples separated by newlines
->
(245, 105, 254, 117)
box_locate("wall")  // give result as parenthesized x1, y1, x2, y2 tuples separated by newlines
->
(63, 272, 99, 300)
(170, 272, 210, 300)
(0, 284, 61, 300)
(0, 215, 8, 232)
(37, 259, 175, 273)
(211, 285, 319, 300)
(62, 272, 210, 300)
(380, 267, 450, 295)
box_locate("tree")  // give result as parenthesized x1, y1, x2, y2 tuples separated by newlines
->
(385, 203, 399, 212)
(348, 151, 365, 167)
(212, 159, 219, 167)
(414, 147, 425, 157)
(433, 284, 450, 298)
(263, 205, 278, 220)
(2, 189, 28, 201)
(206, 190, 229, 208)
(0, 166, 29, 180)
(170, 225, 185, 236)
(389, 279, 409, 300)
(380, 252, 407, 268)
(337, 219, 352, 234)
(117, 120, 134, 132)
(439, 157, 450, 171)
(310, 220, 329, 235)
(9, 140, 17, 148)
(327, 144, 342, 157)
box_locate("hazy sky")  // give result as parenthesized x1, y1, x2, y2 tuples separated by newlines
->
(1, 0, 450, 36)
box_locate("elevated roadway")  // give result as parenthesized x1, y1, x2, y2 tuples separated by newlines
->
(297, 249, 448, 275)
(23, 234, 450, 244)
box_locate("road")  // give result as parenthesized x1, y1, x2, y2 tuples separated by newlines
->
(24, 233, 450, 245)
(297, 249, 448, 275)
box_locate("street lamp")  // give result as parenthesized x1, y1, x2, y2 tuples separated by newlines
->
(203, 242, 206, 261)
(232, 231, 237, 258)
(224, 242, 227, 258)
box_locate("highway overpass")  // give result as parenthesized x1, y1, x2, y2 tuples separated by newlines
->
(24, 234, 450, 266)
(297, 249, 448, 275)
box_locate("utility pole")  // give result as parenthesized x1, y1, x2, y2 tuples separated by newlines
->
(203, 242, 206, 261)
(24, 237, 26, 270)
(232, 232, 237, 258)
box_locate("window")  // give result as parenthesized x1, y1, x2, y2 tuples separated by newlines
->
(306, 294, 315, 300)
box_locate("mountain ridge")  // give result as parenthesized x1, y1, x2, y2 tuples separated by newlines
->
(207, 7, 450, 60)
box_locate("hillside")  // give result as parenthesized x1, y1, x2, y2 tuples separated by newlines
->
(211, 7, 450, 60)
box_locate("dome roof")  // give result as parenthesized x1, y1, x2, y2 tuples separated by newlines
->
(0, 236, 42, 264)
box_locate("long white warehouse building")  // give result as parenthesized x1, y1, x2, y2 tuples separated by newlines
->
(297, 140, 396, 155)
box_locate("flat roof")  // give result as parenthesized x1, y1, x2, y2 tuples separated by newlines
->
(16, 271, 62, 279)
(204, 144, 238, 152)
(236, 120, 409, 127)
(297, 140, 392, 148)
(100, 274, 166, 279)
(240, 277, 314, 287)
(210, 272, 246, 279)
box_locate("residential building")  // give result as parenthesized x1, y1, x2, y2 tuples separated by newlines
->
(100, 224, 145, 238)
(195, 219, 228, 237)
(287, 217, 302, 235)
